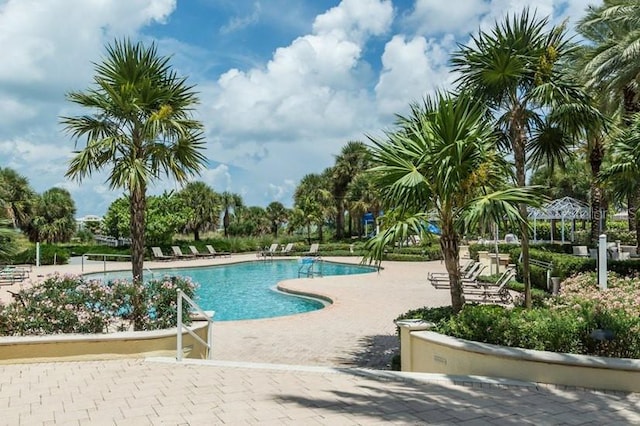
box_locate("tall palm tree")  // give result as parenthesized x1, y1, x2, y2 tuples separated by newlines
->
(346, 173, 381, 236)
(332, 141, 370, 239)
(63, 39, 206, 330)
(451, 10, 593, 307)
(0, 167, 36, 230)
(293, 173, 333, 243)
(265, 201, 288, 238)
(577, 0, 640, 237)
(178, 181, 220, 241)
(220, 191, 243, 237)
(364, 92, 541, 312)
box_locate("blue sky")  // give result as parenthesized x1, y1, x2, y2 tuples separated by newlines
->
(0, 0, 593, 217)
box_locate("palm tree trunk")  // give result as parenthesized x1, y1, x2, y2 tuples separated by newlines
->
(589, 136, 605, 243)
(130, 186, 146, 331)
(440, 223, 463, 312)
(336, 197, 344, 239)
(194, 228, 200, 241)
(512, 106, 532, 308)
(223, 209, 230, 237)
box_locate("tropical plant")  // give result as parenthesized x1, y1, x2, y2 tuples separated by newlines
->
(363, 92, 542, 312)
(451, 9, 595, 307)
(220, 191, 243, 238)
(577, 0, 640, 237)
(265, 201, 288, 238)
(0, 167, 36, 229)
(177, 181, 221, 240)
(63, 39, 206, 330)
(346, 173, 381, 237)
(331, 141, 371, 239)
(293, 172, 334, 243)
(25, 187, 77, 243)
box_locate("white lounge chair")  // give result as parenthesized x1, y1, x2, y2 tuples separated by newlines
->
(261, 243, 280, 258)
(428, 262, 486, 289)
(172, 246, 195, 259)
(281, 243, 294, 255)
(151, 247, 174, 261)
(189, 245, 213, 258)
(206, 245, 231, 258)
(304, 243, 319, 256)
(463, 267, 516, 304)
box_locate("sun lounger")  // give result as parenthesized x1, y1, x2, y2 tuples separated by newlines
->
(189, 245, 213, 258)
(463, 267, 516, 304)
(172, 246, 195, 259)
(206, 244, 231, 258)
(0, 265, 29, 285)
(151, 247, 174, 261)
(304, 243, 320, 257)
(427, 259, 475, 281)
(281, 243, 294, 255)
(428, 262, 485, 289)
(261, 243, 280, 258)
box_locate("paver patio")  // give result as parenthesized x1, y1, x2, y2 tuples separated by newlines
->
(1, 255, 639, 424)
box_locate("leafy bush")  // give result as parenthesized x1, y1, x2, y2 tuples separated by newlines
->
(13, 244, 70, 265)
(0, 273, 197, 336)
(394, 272, 640, 358)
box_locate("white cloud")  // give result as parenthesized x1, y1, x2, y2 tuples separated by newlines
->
(406, 0, 489, 36)
(220, 1, 261, 34)
(375, 34, 456, 115)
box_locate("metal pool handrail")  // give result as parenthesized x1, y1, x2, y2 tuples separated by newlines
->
(176, 289, 215, 361)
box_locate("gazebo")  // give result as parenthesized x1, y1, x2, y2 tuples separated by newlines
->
(527, 197, 591, 243)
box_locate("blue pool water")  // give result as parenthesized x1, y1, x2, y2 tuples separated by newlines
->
(85, 260, 375, 321)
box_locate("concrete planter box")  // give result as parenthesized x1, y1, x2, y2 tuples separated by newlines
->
(397, 321, 640, 393)
(0, 321, 211, 364)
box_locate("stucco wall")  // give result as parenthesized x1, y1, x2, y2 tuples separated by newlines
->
(398, 321, 640, 393)
(0, 321, 210, 364)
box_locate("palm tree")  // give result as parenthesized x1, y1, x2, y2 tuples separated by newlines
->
(451, 10, 593, 307)
(63, 39, 206, 330)
(332, 141, 370, 239)
(26, 187, 77, 243)
(346, 173, 381, 236)
(220, 192, 243, 237)
(293, 173, 333, 243)
(178, 181, 221, 241)
(266, 201, 288, 238)
(577, 0, 640, 237)
(0, 167, 36, 230)
(364, 92, 541, 312)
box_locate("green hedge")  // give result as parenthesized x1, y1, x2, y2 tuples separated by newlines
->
(396, 304, 640, 358)
(13, 244, 70, 265)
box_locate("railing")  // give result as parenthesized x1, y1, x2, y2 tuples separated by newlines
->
(176, 289, 214, 361)
(80, 253, 131, 273)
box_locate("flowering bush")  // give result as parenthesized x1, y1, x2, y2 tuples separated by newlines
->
(0, 273, 198, 336)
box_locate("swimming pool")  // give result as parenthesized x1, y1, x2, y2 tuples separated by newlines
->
(85, 260, 375, 321)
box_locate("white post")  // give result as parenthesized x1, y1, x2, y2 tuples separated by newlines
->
(598, 234, 607, 290)
(36, 242, 40, 267)
(177, 290, 183, 361)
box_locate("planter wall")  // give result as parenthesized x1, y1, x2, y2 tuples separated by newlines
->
(397, 321, 640, 393)
(0, 321, 210, 364)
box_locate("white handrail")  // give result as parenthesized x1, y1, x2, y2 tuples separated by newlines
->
(176, 289, 214, 361)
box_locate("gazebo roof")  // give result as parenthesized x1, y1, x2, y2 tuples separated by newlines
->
(528, 196, 590, 220)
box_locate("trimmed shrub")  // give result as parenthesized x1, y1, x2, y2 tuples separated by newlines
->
(13, 244, 70, 265)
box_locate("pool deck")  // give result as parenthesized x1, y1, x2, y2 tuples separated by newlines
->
(1, 254, 639, 424)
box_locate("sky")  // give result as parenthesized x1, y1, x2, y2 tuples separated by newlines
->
(0, 0, 596, 217)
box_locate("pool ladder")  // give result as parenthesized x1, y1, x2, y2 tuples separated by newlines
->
(298, 257, 323, 278)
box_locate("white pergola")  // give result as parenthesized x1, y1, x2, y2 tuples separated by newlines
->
(528, 197, 590, 243)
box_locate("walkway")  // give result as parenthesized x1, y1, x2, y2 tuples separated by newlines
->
(1, 255, 639, 424)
